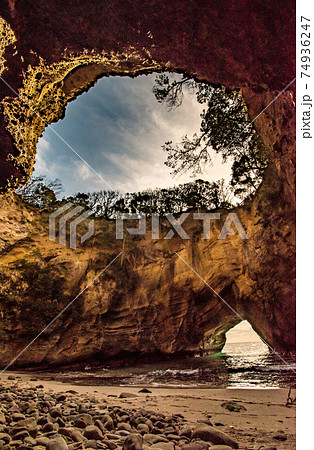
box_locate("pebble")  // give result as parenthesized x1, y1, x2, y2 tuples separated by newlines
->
(143, 434, 168, 444)
(221, 401, 246, 413)
(12, 417, 38, 438)
(273, 432, 287, 441)
(0, 433, 11, 444)
(123, 433, 143, 450)
(24, 436, 37, 445)
(36, 436, 50, 446)
(117, 422, 132, 431)
(0, 381, 249, 450)
(103, 439, 118, 449)
(85, 439, 98, 448)
(46, 436, 68, 450)
(151, 443, 174, 450)
(208, 446, 234, 450)
(83, 425, 104, 440)
(181, 442, 209, 450)
(11, 413, 26, 421)
(179, 425, 193, 438)
(137, 424, 149, 434)
(102, 414, 115, 431)
(59, 427, 85, 442)
(119, 393, 139, 399)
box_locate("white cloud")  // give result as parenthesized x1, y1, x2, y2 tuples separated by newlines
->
(34, 137, 51, 173)
(33, 73, 234, 197)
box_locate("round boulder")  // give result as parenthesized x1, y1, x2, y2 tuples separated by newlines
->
(46, 436, 68, 450)
(83, 425, 104, 440)
(191, 424, 238, 449)
(123, 433, 144, 450)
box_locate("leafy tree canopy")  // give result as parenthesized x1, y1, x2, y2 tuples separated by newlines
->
(16, 176, 233, 217)
(153, 74, 268, 200)
(69, 179, 232, 218)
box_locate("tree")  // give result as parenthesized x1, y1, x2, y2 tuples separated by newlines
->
(153, 73, 196, 109)
(15, 175, 63, 207)
(153, 74, 268, 199)
(69, 192, 90, 208)
(174, 179, 233, 211)
(70, 190, 120, 219)
(207, 179, 233, 209)
(108, 180, 232, 216)
(88, 190, 120, 219)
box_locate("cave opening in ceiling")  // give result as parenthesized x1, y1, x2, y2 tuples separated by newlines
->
(17, 72, 268, 214)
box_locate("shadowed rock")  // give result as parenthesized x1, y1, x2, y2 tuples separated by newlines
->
(0, 0, 295, 366)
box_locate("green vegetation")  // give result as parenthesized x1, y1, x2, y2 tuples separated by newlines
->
(68, 178, 233, 218)
(16, 177, 233, 218)
(16, 75, 267, 216)
(0, 260, 71, 337)
(153, 74, 268, 199)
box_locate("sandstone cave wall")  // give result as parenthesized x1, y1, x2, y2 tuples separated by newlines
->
(0, 0, 295, 366)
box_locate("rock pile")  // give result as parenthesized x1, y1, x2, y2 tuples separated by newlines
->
(0, 383, 239, 450)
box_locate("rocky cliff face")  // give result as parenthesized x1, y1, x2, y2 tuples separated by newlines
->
(0, 178, 295, 367)
(0, 0, 295, 367)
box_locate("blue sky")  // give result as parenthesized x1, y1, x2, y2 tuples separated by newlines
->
(34, 73, 232, 197)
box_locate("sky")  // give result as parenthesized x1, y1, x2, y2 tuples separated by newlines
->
(226, 320, 265, 344)
(34, 72, 233, 197)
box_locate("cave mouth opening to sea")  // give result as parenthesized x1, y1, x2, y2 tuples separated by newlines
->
(224, 320, 267, 350)
(47, 320, 296, 389)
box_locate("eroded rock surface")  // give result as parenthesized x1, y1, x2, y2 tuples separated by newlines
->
(0, 183, 295, 367)
(0, 0, 295, 366)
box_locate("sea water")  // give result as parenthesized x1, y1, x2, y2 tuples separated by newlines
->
(55, 341, 296, 389)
